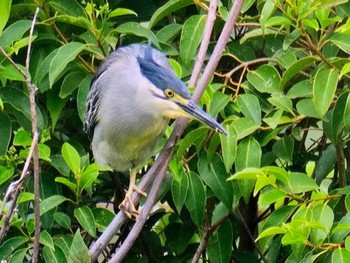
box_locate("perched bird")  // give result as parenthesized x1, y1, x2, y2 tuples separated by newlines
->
(84, 43, 226, 217)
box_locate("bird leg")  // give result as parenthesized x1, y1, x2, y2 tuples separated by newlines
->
(118, 169, 147, 219)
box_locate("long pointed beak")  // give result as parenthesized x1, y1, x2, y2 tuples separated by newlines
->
(179, 100, 227, 135)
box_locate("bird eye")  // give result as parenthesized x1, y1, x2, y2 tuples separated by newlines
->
(165, 89, 175, 98)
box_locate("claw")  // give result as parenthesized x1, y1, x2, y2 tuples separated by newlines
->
(118, 169, 147, 219)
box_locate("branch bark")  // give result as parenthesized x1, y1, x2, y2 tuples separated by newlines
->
(90, 0, 244, 261)
(0, 7, 41, 262)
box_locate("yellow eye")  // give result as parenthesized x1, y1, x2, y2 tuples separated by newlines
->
(165, 89, 175, 98)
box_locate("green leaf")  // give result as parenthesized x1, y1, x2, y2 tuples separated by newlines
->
(149, 0, 193, 28)
(9, 248, 28, 263)
(279, 172, 318, 194)
(43, 246, 67, 263)
(235, 137, 261, 172)
(272, 136, 294, 164)
(68, 230, 91, 263)
(331, 33, 350, 54)
(344, 92, 350, 131)
(0, 0, 12, 34)
(0, 236, 28, 259)
(59, 70, 86, 98)
(171, 170, 189, 214)
(49, 0, 86, 17)
(207, 220, 233, 263)
(77, 75, 93, 122)
(62, 142, 81, 175)
(54, 212, 72, 229)
(0, 166, 13, 185)
(268, 94, 294, 114)
(47, 88, 68, 130)
(287, 80, 313, 99)
(49, 42, 85, 88)
(179, 15, 206, 66)
(108, 8, 137, 19)
(0, 20, 32, 48)
(198, 154, 233, 209)
(92, 208, 115, 232)
(220, 124, 238, 173)
(185, 172, 206, 227)
(259, 186, 285, 207)
(0, 87, 44, 129)
(156, 24, 182, 44)
(0, 62, 25, 81)
(332, 248, 350, 263)
(313, 67, 339, 117)
(296, 98, 320, 118)
(310, 204, 334, 245)
(40, 230, 55, 251)
(237, 94, 261, 124)
(13, 129, 32, 147)
(232, 118, 260, 139)
(246, 65, 282, 93)
(55, 177, 77, 193)
(0, 112, 11, 155)
(40, 195, 68, 216)
(331, 212, 350, 242)
(74, 206, 96, 237)
(79, 163, 100, 192)
(280, 56, 318, 89)
(165, 221, 196, 255)
(115, 22, 158, 48)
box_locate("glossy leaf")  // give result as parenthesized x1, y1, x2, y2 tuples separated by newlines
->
(207, 220, 233, 263)
(220, 124, 238, 173)
(171, 170, 189, 214)
(54, 212, 72, 229)
(40, 230, 55, 251)
(179, 15, 206, 66)
(92, 208, 115, 232)
(68, 230, 90, 263)
(49, 0, 86, 17)
(43, 246, 67, 263)
(280, 57, 318, 89)
(310, 204, 334, 245)
(279, 172, 318, 194)
(237, 94, 261, 124)
(235, 137, 261, 172)
(0, 0, 12, 34)
(232, 118, 260, 139)
(198, 154, 233, 209)
(185, 172, 206, 227)
(115, 22, 159, 48)
(313, 67, 339, 117)
(332, 248, 350, 263)
(0, 236, 28, 259)
(149, 0, 193, 28)
(40, 195, 68, 216)
(247, 64, 281, 93)
(62, 142, 81, 175)
(74, 206, 96, 237)
(0, 112, 11, 155)
(0, 20, 31, 48)
(272, 136, 294, 164)
(49, 42, 85, 88)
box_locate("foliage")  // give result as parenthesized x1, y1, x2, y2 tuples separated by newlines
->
(1, 0, 350, 262)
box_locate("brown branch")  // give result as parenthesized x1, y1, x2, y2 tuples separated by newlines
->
(192, 215, 229, 263)
(0, 8, 41, 262)
(108, 0, 244, 261)
(26, 8, 41, 263)
(336, 144, 346, 188)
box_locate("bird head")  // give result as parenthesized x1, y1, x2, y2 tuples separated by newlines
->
(137, 44, 227, 135)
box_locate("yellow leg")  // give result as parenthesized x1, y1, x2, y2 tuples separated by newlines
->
(118, 169, 147, 219)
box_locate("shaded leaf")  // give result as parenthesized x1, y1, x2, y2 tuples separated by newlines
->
(74, 206, 96, 237)
(68, 230, 90, 263)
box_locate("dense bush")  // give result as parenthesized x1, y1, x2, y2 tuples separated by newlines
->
(1, 0, 350, 262)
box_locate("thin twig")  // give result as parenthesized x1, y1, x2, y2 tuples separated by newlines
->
(26, 8, 41, 263)
(108, 0, 244, 261)
(0, 7, 41, 261)
(0, 131, 39, 242)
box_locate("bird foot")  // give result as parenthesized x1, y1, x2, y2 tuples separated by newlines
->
(119, 185, 147, 219)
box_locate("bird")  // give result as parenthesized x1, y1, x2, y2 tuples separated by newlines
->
(84, 43, 226, 218)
